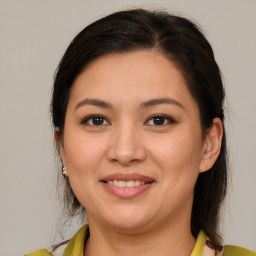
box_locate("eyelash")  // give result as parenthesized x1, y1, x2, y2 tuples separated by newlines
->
(81, 114, 176, 126)
(81, 114, 110, 126)
(145, 114, 176, 126)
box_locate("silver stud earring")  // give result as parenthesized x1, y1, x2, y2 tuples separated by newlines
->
(62, 166, 68, 176)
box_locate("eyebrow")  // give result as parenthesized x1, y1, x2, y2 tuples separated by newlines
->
(74, 97, 184, 111)
(140, 98, 184, 109)
(74, 98, 113, 111)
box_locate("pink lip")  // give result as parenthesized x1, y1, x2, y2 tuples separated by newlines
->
(100, 173, 155, 199)
(100, 173, 155, 182)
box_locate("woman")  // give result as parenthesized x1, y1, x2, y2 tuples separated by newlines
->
(25, 8, 256, 256)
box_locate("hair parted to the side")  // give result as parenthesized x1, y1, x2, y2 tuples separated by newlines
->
(51, 8, 228, 248)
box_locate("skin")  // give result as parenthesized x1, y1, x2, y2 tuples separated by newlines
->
(56, 50, 223, 256)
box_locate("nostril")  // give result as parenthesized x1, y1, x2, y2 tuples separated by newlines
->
(107, 136, 146, 165)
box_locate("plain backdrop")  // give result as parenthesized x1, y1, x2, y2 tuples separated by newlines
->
(0, 0, 255, 255)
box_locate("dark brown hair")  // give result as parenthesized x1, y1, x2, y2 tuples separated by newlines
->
(51, 8, 227, 247)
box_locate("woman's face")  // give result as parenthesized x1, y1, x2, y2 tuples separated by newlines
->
(59, 50, 217, 232)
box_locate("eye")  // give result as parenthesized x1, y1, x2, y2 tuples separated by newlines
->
(145, 114, 175, 126)
(81, 115, 110, 126)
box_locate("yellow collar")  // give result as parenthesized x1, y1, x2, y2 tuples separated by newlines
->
(63, 224, 206, 256)
(191, 230, 207, 256)
(63, 225, 89, 256)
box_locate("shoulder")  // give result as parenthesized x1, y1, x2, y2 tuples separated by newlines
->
(24, 224, 88, 256)
(223, 245, 256, 256)
(24, 241, 68, 256)
(23, 243, 67, 256)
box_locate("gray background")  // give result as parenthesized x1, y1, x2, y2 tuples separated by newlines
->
(0, 0, 255, 255)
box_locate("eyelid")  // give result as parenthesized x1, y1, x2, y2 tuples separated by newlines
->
(80, 114, 175, 126)
(145, 114, 176, 126)
(81, 114, 110, 125)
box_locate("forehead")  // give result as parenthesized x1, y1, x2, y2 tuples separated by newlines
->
(68, 50, 197, 111)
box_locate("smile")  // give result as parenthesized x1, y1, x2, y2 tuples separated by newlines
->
(100, 173, 155, 199)
(104, 180, 149, 188)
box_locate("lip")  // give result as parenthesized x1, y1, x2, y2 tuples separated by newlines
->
(100, 173, 155, 182)
(100, 173, 155, 199)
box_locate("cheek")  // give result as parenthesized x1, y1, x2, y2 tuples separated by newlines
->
(63, 130, 108, 208)
(147, 127, 203, 180)
(148, 130, 203, 208)
(152, 133, 202, 162)
(63, 129, 107, 175)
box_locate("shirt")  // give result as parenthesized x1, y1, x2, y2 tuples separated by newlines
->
(24, 225, 256, 256)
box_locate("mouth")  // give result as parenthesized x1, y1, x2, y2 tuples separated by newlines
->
(100, 173, 155, 199)
(101, 180, 153, 188)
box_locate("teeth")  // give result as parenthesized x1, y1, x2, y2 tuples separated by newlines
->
(118, 181, 126, 187)
(127, 180, 135, 187)
(134, 180, 140, 186)
(107, 180, 147, 188)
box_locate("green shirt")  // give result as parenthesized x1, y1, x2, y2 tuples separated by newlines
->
(24, 225, 256, 256)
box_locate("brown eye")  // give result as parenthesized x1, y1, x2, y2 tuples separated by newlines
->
(81, 115, 109, 126)
(146, 115, 175, 126)
(91, 116, 104, 125)
(152, 116, 165, 125)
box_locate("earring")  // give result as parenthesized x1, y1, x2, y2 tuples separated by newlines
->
(62, 166, 68, 176)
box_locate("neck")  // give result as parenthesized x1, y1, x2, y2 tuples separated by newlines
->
(84, 212, 196, 256)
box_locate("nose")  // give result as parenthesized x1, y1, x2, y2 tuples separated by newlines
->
(107, 123, 146, 166)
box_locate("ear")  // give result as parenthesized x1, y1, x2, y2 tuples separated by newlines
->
(199, 118, 223, 173)
(54, 127, 66, 166)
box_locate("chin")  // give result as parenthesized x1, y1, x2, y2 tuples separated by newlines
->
(109, 218, 152, 232)
(102, 206, 155, 232)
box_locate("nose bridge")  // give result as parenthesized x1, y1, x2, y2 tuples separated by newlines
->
(108, 119, 146, 164)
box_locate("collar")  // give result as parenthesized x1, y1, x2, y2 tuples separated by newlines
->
(63, 225, 207, 256)
(63, 225, 89, 256)
(191, 230, 207, 256)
